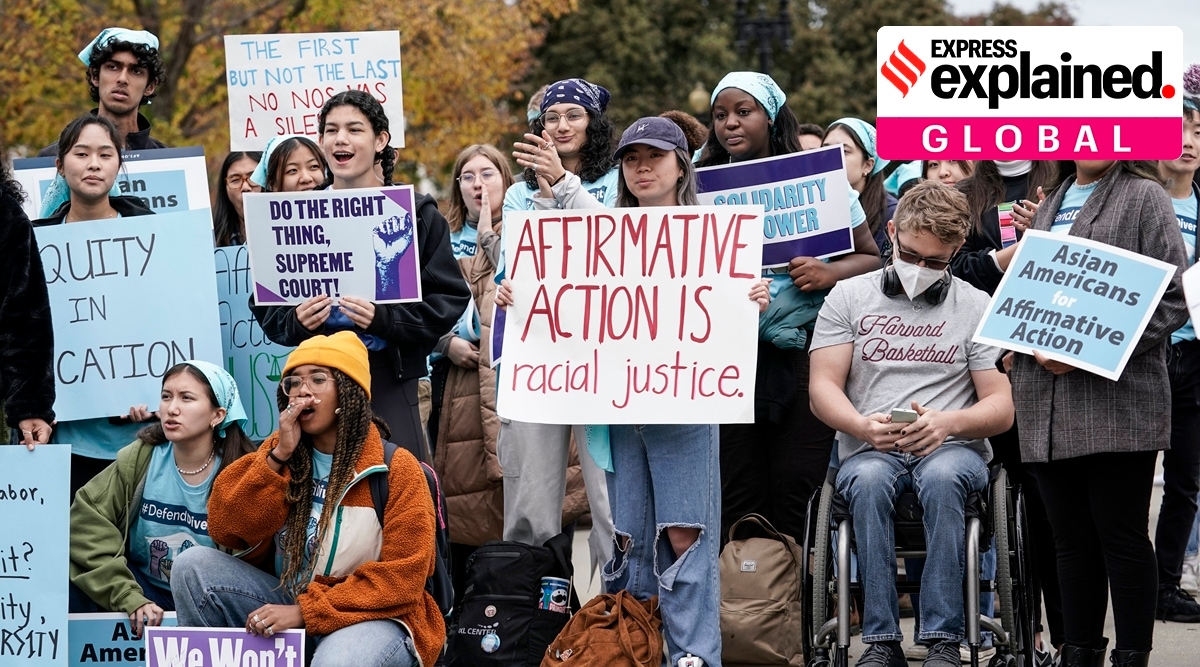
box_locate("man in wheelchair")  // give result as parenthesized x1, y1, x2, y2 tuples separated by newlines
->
(809, 182, 1014, 667)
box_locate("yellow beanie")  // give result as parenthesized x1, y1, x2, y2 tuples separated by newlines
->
(281, 331, 372, 399)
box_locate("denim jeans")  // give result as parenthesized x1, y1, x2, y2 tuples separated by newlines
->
(836, 445, 988, 643)
(602, 424, 722, 666)
(498, 419, 614, 574)
(171, 547, 418, 667)
(1188, 491, 1200, 559)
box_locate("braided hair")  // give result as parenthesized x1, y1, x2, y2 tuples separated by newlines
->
(318, 90, 396, 186)
(274, 368, 391, 595)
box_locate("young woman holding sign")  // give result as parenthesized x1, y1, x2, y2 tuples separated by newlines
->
(696, 73, 881, 545)
(497, 116, 770, 667)
(822, 118, 895, 255)
(33, 114, 158, 498)
(69, 361, 252, 638)
(171, 332, 442, 667)
(1007, 160, 1187, 667)
(252, 91, 469, 464)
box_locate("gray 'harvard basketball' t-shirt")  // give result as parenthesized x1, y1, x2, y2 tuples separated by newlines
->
(810, 269, 1001, 465)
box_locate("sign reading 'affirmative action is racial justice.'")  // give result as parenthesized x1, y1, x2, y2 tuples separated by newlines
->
(224, 31, 404, 150)
(0, 445, 70, 666)
(35, 211, 224, 421)
(243, 186, 422, 306)
(498, 205, 763, 424)
(696, 145, 853, 268)
(973, 230, 1176, 381)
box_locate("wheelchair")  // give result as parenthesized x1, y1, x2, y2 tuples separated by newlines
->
(801, 463, 1035, 667)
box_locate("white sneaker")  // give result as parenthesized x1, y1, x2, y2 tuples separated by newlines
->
(904, 643, 928, 661)
(1183, 556, 1200, 596)
(677, 655, 704, 667)
(958, 643, 996, 663)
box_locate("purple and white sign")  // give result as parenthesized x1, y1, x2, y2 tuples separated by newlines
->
(244, 186, 422, 305)
(145, 627, 304, 667)
(696, 146, 853, 268)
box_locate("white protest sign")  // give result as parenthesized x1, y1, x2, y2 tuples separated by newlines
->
(243, 186, 422, 305)
(12, 147, 211, 221)
(225, 31, 404, 150)
(497, 206, 763, 424)
(1184, 262, 1200, 328)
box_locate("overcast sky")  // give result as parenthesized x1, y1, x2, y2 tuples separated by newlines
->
(948, 0, 1199, 69)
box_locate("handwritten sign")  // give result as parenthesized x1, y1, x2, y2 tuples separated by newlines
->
(696, 146, 853, 267)
(973, 230, 1177, 380)
(69, 613, 177, 667)
(215, 246, 294, 440)
(12, 147, 211, 221)
(224, 31, 404, 150)
(35, 211, 224, 420)
(145, 627, 304, 667)
(1, 445, 69, 665)
(497, 206, 763, 424)
(244, 186, 422, 305)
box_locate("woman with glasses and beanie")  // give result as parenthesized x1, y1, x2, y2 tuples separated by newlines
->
(497, 77, 619, 576)
(171, 331, 443, 667)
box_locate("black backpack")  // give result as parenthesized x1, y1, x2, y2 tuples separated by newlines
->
(446, 533, 576, 667)
(368, 439, 455, 618)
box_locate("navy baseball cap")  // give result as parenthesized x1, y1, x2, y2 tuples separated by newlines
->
(614, 117, 687, 160)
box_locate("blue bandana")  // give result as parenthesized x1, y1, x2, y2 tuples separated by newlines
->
(884, 161, 923, 196)
(830, 117, 890, 176)
(541, 78, 610, 115)
(182, 360, 248, 438)
(710, 72, 787, 121)
(78, 27, 159, 66)
(251, 134, 310, 189)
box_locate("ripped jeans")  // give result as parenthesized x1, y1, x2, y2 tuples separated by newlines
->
(602, 424, 722, 666)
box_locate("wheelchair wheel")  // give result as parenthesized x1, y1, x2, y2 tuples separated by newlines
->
(993, 469, 1035, 666)
(811, 481, 835, 645)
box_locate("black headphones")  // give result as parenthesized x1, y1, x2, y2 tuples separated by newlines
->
(880, 256, 951, 305)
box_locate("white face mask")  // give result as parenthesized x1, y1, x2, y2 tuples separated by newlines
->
(994, 160, 1033, 177)
(893, 256, 946, 300)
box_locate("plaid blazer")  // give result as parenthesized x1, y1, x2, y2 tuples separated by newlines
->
(1010, 165, 1188, 462)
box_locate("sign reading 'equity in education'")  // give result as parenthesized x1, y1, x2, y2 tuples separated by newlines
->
(973, 230, 1176, 380)
(498, 205, 763, 424)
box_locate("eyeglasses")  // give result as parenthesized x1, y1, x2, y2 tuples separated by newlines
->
(225, 174, 261, 190)
(894, 236, 954, 271)
(457, 169, 499, 186)
(542, 111, 588, 127)
(281, 372, 333, 396)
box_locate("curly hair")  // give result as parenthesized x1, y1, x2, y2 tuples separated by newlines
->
(696, 101, 802, 167)
(446, 144, 514, 233)
(658, 110, 708, 153)
(213, 151, 262, 247)
(521, 110, 616, 188)
(893, 181, 972, 247)
(86, 41, 164, 105)
(266, 137, 329, 193)
(1, 159, 25, 205)
(318, 90, 395, 186)
(273, 368, 391, 596)
(136, 364, 256, 475)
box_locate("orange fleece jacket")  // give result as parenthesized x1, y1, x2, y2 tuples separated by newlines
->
(207, 424, 445, 666)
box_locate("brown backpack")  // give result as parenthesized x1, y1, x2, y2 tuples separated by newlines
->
(540, 591, 663, 667)
(719, 514, 805, 666)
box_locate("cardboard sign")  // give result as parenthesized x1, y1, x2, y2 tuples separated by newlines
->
(69, 613, 177, 667)
(214, 246, 294, 440)
(243, 186, 422, 305)
(0, 445, 70, 665)
(973, 230, 1177, 380)
(35, 211, 224, 420)
(497, 206, 763, 424)
(696, 146, 853, 267)
(12, 147, 212, 221)
(224, 31, 404, 150)
(144, 627, 304, 667)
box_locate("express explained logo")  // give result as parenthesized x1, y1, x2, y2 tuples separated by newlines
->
(880, 40, 927, 97)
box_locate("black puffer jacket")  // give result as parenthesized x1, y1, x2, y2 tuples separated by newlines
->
(1, 190, 56, 426)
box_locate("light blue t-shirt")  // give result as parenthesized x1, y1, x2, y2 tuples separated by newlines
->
(450, 221, 479, 260)
(55, 419, 145, 460)
(129, 443, 220, 591)
(1051, 181, 1098, 235)
(274, 448, 333, 579)
(1171, 191, 1198, 344)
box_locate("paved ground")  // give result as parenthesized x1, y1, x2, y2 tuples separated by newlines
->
(570, 454, 1200, 665)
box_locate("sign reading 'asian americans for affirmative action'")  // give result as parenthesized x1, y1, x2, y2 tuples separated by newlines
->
(973, 230, 1176, 380)
(498, 206, 763, 424)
